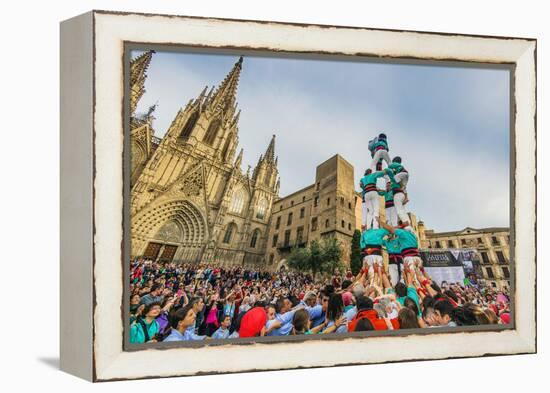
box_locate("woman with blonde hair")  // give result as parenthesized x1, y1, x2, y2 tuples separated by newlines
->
(484, 308, 500, 324)
(464, 303, 491, 325)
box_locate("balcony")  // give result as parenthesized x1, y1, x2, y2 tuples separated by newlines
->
(276, 240, 307, 251)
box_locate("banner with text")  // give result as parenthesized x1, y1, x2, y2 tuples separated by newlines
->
(420, 250, 465, 285)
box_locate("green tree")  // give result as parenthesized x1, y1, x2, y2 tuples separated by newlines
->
(287, 246, 310, 272)
(320, 237, 343, 275)
(309, 240, 323, 277)
(287, 238, 344, 277)
(350, 230, 362, 275)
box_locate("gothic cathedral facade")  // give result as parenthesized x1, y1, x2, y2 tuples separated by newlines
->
(130, 52, 280, 267)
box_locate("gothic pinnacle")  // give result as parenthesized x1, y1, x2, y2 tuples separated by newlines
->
(205, 86, 215, 104)
(198, 85, 208, 100)
(233, 109, 241, 125)
(234, 148, 244, 168)
(264, 134, 276, 163)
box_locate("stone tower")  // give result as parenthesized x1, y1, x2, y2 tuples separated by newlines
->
(129, 50, 157, 187)
(130, 50, 155, 114)
(310, 155, 358, 264)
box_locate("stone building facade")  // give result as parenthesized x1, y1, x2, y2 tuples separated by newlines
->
(265, 155, 361, 269)
(417, 223, 511, 291)
(130, 53, 280, 267)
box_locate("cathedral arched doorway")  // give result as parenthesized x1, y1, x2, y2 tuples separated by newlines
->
(133, 200, 207, 263)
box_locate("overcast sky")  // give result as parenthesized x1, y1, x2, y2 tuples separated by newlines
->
(133, 50, 510, 233)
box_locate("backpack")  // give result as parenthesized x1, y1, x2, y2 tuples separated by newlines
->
(137, 317, 171, 342)
(348, 310, 372, 332)
(136, 319, 152, 342)
(368, 137, 378, 152)
(348, 309, 399, 331)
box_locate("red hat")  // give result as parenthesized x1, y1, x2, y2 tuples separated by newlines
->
(500, 312, 511, 325)
(238, 307, 267, 338)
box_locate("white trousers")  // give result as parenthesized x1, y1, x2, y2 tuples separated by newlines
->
(386, 206, 398, 226)
(403, 256, 422, 286)
(388, 263, 401, 286)
(394, 172, 409, 190)
(404, 256, 423, 269)
(393, 192, 410, 225)
(363, 255, 383, 279)
(370, 149, 391, 171)
(364, 191, 380, 229)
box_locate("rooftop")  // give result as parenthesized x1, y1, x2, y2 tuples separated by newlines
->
(424, 226, 510, 237)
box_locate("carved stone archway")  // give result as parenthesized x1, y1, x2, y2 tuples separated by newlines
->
(132, 199, 208, 263)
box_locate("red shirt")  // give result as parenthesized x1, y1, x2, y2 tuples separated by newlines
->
(239, 307, 267, 337)
(348, 309, 400, 331)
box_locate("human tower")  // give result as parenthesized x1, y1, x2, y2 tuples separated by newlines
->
(359, 133, 422, 286)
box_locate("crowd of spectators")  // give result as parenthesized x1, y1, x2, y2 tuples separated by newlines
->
(129, 259, 511, 343)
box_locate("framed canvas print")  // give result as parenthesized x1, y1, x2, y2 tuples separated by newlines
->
(60, 10, 537, 382)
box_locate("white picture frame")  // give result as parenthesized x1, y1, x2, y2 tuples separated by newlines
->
(60, 10, 536, 382)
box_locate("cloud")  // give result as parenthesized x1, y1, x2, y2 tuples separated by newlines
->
(135, 61, 211, 136)
(134, 51, 510, 232)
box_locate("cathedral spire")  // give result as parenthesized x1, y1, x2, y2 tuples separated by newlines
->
(130, 50, 155, 114)
(209, 56, 243, 115)
(130, 50, 154, 85)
